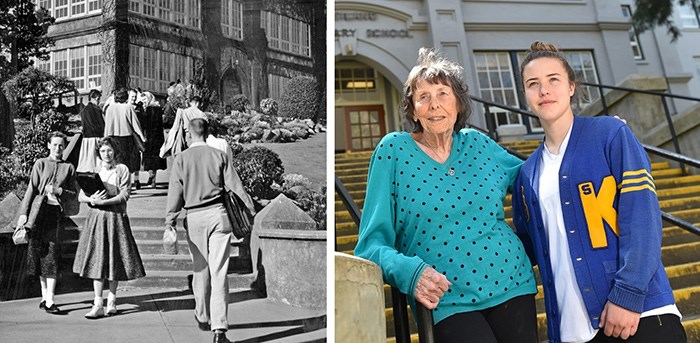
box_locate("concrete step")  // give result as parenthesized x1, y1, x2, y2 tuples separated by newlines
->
(122, 270, 257, 289)
(657, 185, 700, 201)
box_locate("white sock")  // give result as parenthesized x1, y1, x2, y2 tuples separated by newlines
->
(46, 293, 55, 307)
(94, 296, 103, 307)
(41, 288, 47, 302)
(107, 293, 116, 304)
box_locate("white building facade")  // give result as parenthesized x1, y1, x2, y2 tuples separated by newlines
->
(334, 0, 700, 153)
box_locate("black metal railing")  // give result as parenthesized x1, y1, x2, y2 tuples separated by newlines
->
(470, 95, 540, 141)
(335, 175, 436, 343)
(582, 81, 700, 172)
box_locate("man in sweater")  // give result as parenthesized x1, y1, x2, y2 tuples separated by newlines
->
(164, 118, 254, 343)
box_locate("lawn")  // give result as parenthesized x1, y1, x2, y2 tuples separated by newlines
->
(249, 131, 327, 191)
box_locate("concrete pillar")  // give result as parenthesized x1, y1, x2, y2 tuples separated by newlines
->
(335, 252, 386, 343)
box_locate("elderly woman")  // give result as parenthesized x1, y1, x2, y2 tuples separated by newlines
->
(103, 88, 145, 188)
(73, 137, 145, 319)
(138, 91, 166, 188)
(354, 48, 538, 342)
(16, 131, 79, 314)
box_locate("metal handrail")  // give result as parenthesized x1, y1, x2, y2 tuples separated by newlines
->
(582, 82, 700, 172)
(334, 175, 435, 343)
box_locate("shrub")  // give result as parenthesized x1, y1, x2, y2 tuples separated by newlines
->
(230, 94, 250, 112)
(278, 77, 321, 122)
(232, 146, 284, 200)
(291, 186, 327, 230)
(260, 98, 278, 116)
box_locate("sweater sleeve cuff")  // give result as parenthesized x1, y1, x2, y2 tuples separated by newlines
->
(408, 261, 428, 299)
(608, 283, 645, 313)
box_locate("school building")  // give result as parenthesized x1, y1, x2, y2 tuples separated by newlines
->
(31, 0, 321, 107)
(334, 0, 700, 154)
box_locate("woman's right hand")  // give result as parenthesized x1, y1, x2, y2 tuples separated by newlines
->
(414, 266, 452, 310)
(90, 190, 108, 206)
(16, 215, 27, 228)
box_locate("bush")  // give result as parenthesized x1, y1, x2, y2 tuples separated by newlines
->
(230, 94, 250, 112)
(290, 186, 326, 230)
(260, 98, 278, 116)
(232, 146, 284, 200)
(278, 77, 321, 122)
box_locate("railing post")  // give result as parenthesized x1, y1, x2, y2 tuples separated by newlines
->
(416, 303, 435, 343)
(598, 85, 608, 116)
(483, 104, 498, 141)
(391, 287, 410, 343)
(660, 96, 686, 175)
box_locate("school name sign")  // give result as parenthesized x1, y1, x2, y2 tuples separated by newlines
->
(335, 11, 413, 39)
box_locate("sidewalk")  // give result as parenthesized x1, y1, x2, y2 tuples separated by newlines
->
(1, 166, 327, 342)
(0, 286, 326, 343)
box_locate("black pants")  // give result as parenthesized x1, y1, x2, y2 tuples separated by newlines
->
(433, 294, 538, 343)
(588, 314, 686, 343)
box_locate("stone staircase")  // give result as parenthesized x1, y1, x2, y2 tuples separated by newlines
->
(335, 139, 700, 342)
(56, 186, 257, 295)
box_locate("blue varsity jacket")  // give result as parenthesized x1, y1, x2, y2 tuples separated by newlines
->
(512, 116, 676, 343)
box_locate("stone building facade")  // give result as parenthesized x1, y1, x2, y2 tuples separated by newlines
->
(33, 0, 320, 108)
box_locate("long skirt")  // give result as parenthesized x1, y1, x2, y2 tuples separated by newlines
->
(77, 137, 101, 172)
(109, 136, 141, 173)
(26, 204, 62, 278)
(72, 206, 145, 281)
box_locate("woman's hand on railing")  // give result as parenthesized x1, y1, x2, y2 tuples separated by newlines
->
(414, 266, 452, 310)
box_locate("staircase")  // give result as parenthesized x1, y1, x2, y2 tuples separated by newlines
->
(57, 186, 257, 295)
(335, 139, 700, 342)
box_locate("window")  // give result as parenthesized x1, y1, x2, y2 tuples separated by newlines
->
(128, 0, 199, 28)
(335, 65, 379, 103)
(172, 0, 185, 25)
(87, 45, 101, 88)
(69, 47, 85, 89)
(142, 0, 156, 17)
(54, 0, 69, 19)
(474, 52, 522, 128)
(261, 11, 311, 57)
(142, 47, 158, 91)
(187, 0, 199, 28)
(679, 2, 700, 28)
(221, 0, 243, 40)
(71, 0, 85, 16)
(88, 0, 101, 12)
(36, 0, 102, 19)
(261, 12, 311, 56)
(54, 50, 68, 77)
(36, 58, 51, 72)
(158, 0, 171, 21)
(268, 74, 291, 100)
(130, 45, 141, 87)
(36, 44, 101, 91)
(622, 5, 644, 60)
(130, 44, 193, 94)
(159, 52, 171, 93)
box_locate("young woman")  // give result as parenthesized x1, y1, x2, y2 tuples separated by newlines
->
(17, 131, 79, 314)
(73, 137, 145, 319)
(512, 41, 686, 343)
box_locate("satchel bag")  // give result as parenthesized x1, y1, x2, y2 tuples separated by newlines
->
(222, 187, 254, 239)
(12, 227, 28, 245)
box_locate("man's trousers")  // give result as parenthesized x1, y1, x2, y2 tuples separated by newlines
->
(185, 205, 232, 331)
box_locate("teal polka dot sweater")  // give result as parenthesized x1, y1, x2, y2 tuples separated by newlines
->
(354, 129, 537, 324)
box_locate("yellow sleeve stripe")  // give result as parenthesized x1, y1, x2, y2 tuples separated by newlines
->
(623, 169, 653, 179)
(620, 184, 657, 194)
(618, 176, 656, 190)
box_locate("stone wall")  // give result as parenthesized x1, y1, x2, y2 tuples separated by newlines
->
(335, 253, 386, 343)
